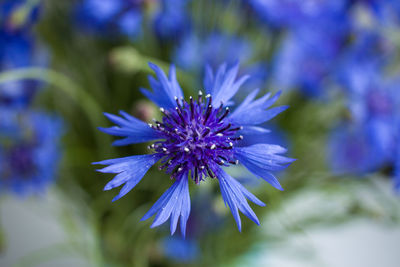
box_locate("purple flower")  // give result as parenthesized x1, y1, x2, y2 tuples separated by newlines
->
(272, 27, 345, 97)
(153, 0, 191, 40)
(245, 0, 349, 29)
(93, 62, 294, 236)
(162, 236, 199, 262)
(75, 0, 143, 40)
(0, 1, 47, 107)
(0, 108, 63, 195)
(328, 123, 386, 175)
(173, 32, 268, 94)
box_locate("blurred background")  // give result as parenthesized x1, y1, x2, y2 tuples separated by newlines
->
(1, 0, 400, 266)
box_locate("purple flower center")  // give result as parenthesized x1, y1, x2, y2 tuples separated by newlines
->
(149, 92, 242, 184)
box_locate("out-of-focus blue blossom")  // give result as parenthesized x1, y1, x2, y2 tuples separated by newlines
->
(153, 0, 191, 40)
(272, 27, 345, 97)
(328, 123, 384, 175)
(352, 0, 400, 25)
(0, 108, 63, 195)
(336, 31, 394, 89)
(162, 236, 199, 262)
(329, 29, 400, 189)
(174, 32, 252, 72)
(94, 62, 294, 235)
(246, 0, 349, 29)
(395, 130, 400, 192)
(0, 0, 46, 107)
(336, 31, 398, 159)
(174, 32, 268, 93)
(75, 0, 143, 40)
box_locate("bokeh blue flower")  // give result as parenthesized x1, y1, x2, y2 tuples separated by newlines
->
(0, 108, 63, 195)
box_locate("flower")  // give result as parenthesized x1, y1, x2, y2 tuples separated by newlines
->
(245, 0, 349, 29)
(173, 32, 268, 94)
(0, 0, 46, 107)
(94, 62, 294, 236)
(272, 24, 347, 97)
(161, 236, 199, 263)
(328, 123, 385, 175)
(153, 0, 191, 40)
(75, 0, 143, 40)
(0, 108, 63, 195)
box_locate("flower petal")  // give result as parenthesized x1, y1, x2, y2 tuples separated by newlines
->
(141, 175, 191, 236)
(93, 154, 162, 201)
(214, 167, 264, 232)
(234, 144, 295, 190)
(229, 91, 287, 126)
(140, 62, 184, 109)
(203, 62, 249, 107)
(99, 111, 161, 146)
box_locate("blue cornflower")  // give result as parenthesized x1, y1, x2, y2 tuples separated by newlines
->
(353, 0, 400, 25)
(162, 236, 199, 262)
(245, 0, 349, 29)
(94, 62, 294, 236)
(153, 0, 191, 40)
(75, 0, 143, 40)
(0, 108, 63, 195)
(173, 32, 268, 94)
(0, 1, 47, 107)
(328, 123, 386, 175)
(395, 129, 400, 192)
(272, 27, 345, 97)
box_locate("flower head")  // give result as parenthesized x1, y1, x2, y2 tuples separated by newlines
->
(0, 1, 46, 107)
(75, 0, 143, 39)
(0, 108, 63, 195)
(94, 62, 294, 236)
(153, 0, 191, 40)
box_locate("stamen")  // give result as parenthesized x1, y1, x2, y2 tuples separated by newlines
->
(229, 126, 242, 132)
(175, 107, 186, 125)
(216, 123, 231, 134)
(230, 135, 243, 141)
(201, 127, 211, 137)
(204, 105, 212, 123)
(205, 165, 215, 178)
(218, 107, 230, 122)
(198, 90, 203, 102)
(190, 96, 194, 120)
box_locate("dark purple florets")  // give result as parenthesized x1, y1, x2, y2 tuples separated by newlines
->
(149, 92, 241, 183)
